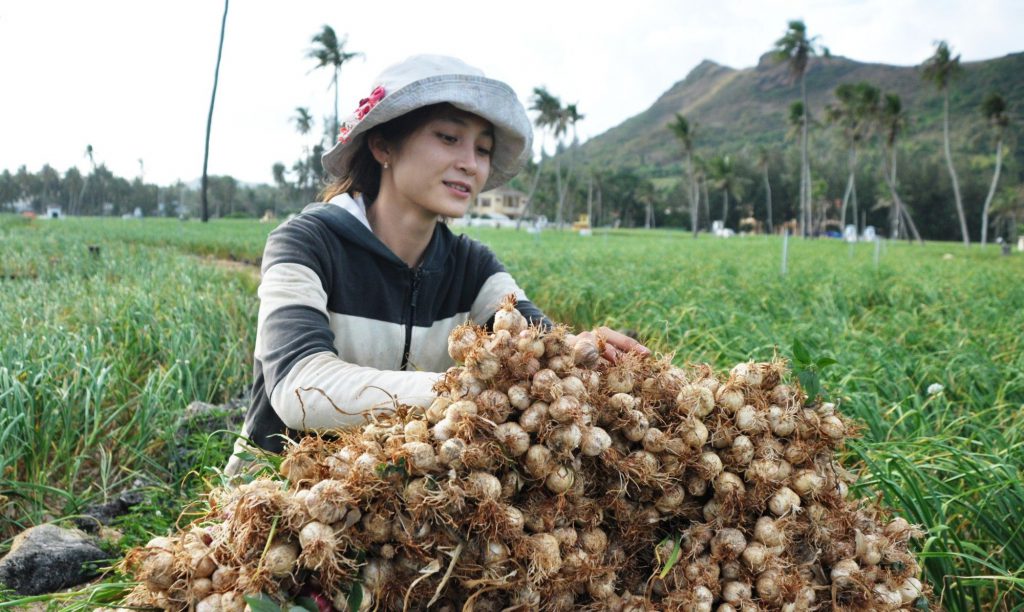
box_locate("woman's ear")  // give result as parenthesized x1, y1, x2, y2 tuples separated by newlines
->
(367, 133, 390, 167)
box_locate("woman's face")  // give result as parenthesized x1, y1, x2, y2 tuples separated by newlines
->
(380, 108, 494, 219)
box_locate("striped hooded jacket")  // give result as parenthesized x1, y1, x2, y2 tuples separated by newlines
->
(241, 195, 549, 453)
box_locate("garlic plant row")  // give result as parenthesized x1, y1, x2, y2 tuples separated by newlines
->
(119, 298, 928, 611)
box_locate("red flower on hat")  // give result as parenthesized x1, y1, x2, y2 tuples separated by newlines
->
(356, 86, 386, 120)
(338, 85, 386, 143)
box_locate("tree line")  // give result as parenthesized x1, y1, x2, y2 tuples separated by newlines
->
(0, 158, 292, 220)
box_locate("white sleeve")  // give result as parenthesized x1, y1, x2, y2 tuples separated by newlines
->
(269, 351, 441, 430)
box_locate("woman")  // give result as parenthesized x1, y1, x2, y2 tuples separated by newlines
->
(227, 55, 646, 474)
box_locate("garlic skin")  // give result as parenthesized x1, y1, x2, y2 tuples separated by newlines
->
(716, 386, 745, 414)
(531, 369, 563, 402)
(265, 542, 299, 577)
(525, 444, 555, 479)
(493, 294, 528, 335)
(494, 422, 531, 456)
(677, 384, 715, 417)
(753, 516, 785, 547)
(572, 338, 600, 367)
(721, 580, 752, 604)
(447, 325, 479, 362)
(899, 577, 924, 604)
(580, 426, 612, 456)
(545, 465, 576, 494)
(711, 528, 747, 560)
(830, 558, 860, 588)
(518, 401, 548, 433)
(528, 533, 563, 578)
(768, 487, 802, 516)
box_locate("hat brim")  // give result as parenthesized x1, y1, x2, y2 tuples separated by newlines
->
(321, 74, 532, 193)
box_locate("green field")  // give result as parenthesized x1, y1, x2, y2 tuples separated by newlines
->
(1, 215, 1022, 610)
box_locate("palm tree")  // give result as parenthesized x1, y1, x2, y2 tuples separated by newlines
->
(707, 155, 747, 229)
(293, 106, 313, 138)
(76, 144, 96, 215)
(980, 92, 1009, 247)
(785, 102, 808, 230)
(668, 114, 699, 237)
(523, 88, 582, 229)
(772, 20, 827, 238)
(991, 184, 1024, 245)
(826, 81, 880, 237)
(876, 93, 922, 243)
(693, 154, 711, 231)
(201, 0, 229, 223)
(922, 41, 968, 246)
(560, 102, 585, 226)
(755, 146, 774, 234)
(516, 87, 562, 229)
(308, 26, 363, 145)
(292, 107, 315, 199)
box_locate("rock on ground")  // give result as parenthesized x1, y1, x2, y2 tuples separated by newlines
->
(0, 523, 110, 595)
(72, 490, 144, 534)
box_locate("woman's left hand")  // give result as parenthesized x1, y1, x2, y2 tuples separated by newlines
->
(567, 327, 650, 365)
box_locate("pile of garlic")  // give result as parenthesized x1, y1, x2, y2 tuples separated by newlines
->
(120, 298, 928, 611)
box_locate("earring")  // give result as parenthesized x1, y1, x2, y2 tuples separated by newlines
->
(383, 161, 389, 169)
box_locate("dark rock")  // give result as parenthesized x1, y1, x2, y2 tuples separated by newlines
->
(72, 489, 145, 533)
(183, 390, 248, 434)
(119, 490, 144, 507)
(0, 524, 110, 595)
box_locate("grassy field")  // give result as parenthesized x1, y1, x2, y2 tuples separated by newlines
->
(0, 215, 1022, 610)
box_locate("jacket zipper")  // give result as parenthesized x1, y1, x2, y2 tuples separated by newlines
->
(401, 268, 423, 370)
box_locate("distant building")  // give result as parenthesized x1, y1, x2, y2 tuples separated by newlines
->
(11, 198, 33, 213)
(44, 205, 63, 220)
(472, 186, 528, 219)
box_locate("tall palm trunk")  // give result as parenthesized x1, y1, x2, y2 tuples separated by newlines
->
(701, 177, 710, 231)
(332, 69, 340, 143)
(554, 154, 564, 229)
(840, 147, 855, 233)
(880, 151, 922, 244)
(942, 93, 969, 245)
(804, 161, 814, 235)
(201, 0, 229, 223)
(889, 147, 901, 239)
(851, 179, 859, 236)
(721, 190, 729, 227)
(980, 137, 1003, 246)
(516, 136, 546, 230)
(686, 154, 698, 238)
(800, 76, 810, 237)
(586, 175, 593, 226)
(515, 163, 544, 229)
(76, 176, 89, 216)
(763, 164, 773, 234)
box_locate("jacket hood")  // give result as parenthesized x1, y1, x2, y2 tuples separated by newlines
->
(302, 201, 456, 274)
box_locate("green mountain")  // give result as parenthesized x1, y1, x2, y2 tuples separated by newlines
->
(579, 51, 1024, 172)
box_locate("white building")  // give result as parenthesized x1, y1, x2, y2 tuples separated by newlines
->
(44, 205, 63, 219)
(471, 186, 528, 219)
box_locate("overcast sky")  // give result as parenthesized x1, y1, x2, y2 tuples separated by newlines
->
(2, 0, 1021, 186)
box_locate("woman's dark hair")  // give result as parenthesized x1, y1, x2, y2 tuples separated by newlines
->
(318, 103, 453, 204)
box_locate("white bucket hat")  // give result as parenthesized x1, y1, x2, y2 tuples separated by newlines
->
(321, 54, 533, 192)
